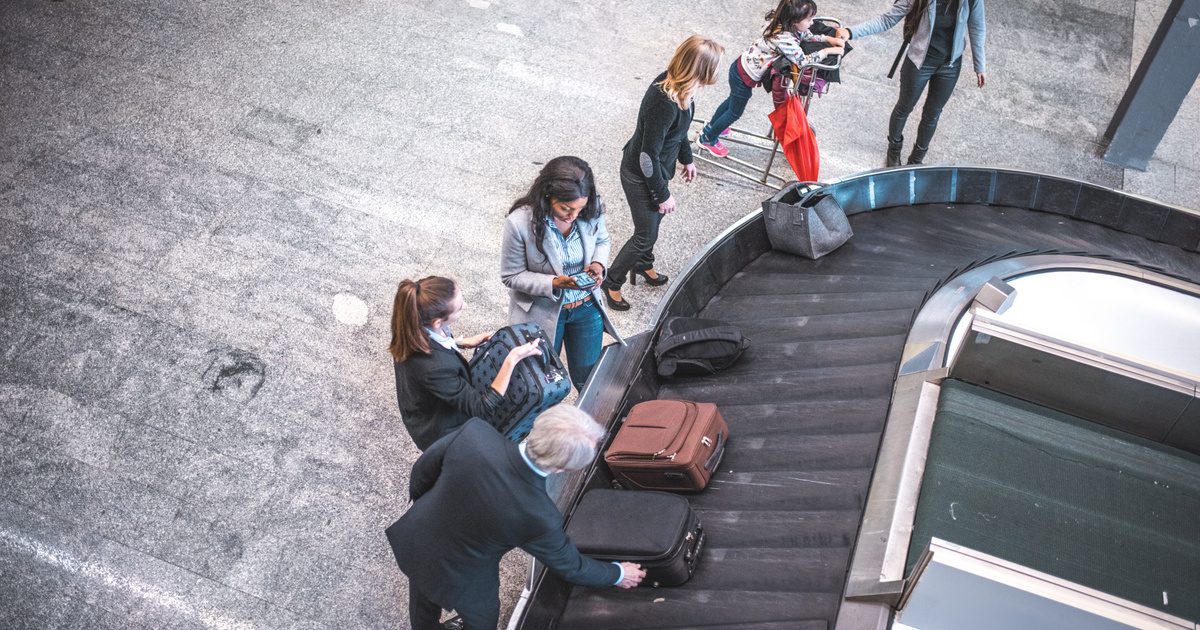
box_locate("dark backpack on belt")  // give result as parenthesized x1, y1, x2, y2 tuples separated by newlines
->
(654, 316, 750, 378)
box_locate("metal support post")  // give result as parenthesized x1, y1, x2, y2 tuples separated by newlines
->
(1102, 0, 1200, 171)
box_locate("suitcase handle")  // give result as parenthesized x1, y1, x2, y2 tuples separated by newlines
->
(523, 329, 565, 379)
(522, 329, 548, 369)
(684, 525, 706, 564)
(703, 431, 726, 473)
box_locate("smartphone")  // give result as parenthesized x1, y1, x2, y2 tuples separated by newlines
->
(570, 271, 597, 289)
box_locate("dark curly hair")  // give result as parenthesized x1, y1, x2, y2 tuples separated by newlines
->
(508, 156, 602, 264)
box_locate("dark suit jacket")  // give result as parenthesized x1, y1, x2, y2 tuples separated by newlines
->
(385, 419, 619, 613)
(393, 343, 503, 450)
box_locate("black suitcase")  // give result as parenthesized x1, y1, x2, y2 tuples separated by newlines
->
(468, 322, 570, 440)
(566, 489, 705, 588)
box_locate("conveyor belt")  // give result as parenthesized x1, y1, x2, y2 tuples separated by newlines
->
(554, 203, 1200, 629)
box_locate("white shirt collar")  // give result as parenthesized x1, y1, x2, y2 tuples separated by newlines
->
(518, 442, 550, 478)
(425, 326, 458, 351)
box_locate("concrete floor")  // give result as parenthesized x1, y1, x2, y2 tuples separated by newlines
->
(0, 0, 1196, 628)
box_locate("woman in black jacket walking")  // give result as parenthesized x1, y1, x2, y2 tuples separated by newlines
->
(603, 35, 725, 311)
(390, 276, 542, 450)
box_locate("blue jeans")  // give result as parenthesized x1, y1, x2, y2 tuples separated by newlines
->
(889, 57, 962, 151)
(555, 299, 604, 391)
(701, 61, 755, 144)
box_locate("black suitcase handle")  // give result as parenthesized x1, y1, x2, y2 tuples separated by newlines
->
(703, 431, 726, 474)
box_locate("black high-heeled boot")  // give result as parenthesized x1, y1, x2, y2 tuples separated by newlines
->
(630, 268, 669, 287)
(886, 138, 903, 167)
(907, 145, 928, 165)
(603, 285, 630, 311)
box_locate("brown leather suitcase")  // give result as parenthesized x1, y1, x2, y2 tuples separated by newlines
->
(604, 400, 729, 491)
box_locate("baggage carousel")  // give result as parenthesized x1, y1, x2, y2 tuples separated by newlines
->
(509, 166, 1200, 630)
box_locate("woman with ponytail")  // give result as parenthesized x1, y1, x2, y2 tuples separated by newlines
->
(501, 156, 622, 391)
(390, 276, 542, 450)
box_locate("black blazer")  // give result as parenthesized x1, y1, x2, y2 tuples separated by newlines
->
(393, 343, 503, 450)
(385, 419, 619, 612)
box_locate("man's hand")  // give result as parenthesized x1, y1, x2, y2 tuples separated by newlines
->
(658, 195, 677, 215)
(616, 563, 646, 588)
(681, 162, 697, 183)
(836, 27, 850, 40)
(458, 333, 491, 349)
(585, 262, 605, 283)
(977, 72, 986, 88)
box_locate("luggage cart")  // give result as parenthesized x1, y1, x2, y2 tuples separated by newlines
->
(692, 17, 844, 190)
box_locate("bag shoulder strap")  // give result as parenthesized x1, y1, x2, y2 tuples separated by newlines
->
(654, 325, 745, 360)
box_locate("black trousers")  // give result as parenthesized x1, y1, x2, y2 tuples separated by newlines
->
(605, 167, 665, 290)
(409, 584, 498, 630)
(888, 57, 962, 151)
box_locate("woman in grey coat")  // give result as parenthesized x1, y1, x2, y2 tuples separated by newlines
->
(501, 156, 623, 391)
(839, 0, 986, 165)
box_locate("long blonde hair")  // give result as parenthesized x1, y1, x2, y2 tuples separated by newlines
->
(659, 35, 724, 110)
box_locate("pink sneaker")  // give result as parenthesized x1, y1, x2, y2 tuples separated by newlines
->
(719, 128, 731, 137)
(699, 138, 729, 157)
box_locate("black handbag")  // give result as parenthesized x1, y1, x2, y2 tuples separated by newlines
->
(654, 316, 750, 378)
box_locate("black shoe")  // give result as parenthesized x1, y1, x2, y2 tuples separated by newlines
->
(907, 145, 928, 165)
(442, 615, 464, 630)
(630, 268, 669, 287)
(603, 286, 630, 311)
(885, 142, 903, 167)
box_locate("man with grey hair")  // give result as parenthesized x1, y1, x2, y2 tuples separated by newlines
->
(386, 404, 645, 630)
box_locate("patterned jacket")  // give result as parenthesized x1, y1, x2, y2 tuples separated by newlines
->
(739, 29, 826, 83)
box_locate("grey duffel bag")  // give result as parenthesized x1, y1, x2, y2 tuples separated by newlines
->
(762, 182, 853, 259)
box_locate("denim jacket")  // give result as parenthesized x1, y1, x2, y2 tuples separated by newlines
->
(848, 0, 986, 74)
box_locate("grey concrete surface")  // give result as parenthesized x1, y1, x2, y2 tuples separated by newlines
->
(0, 0, 1195, 628)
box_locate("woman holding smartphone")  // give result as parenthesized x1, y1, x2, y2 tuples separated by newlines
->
(501, 156, 624, 391)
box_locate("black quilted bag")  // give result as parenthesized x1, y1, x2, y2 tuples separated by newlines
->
(654, 316, 750, 378)
(468, 323, 570, 440)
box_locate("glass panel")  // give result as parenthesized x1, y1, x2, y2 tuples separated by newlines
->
(896, 539, 1194, 630)
(1001, 271, 1200, 377)
(947, 270, 1200, 378)
(898, 562, 1141, 630)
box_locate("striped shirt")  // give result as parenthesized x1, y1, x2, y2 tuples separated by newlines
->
(546, 217, 588, 304)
